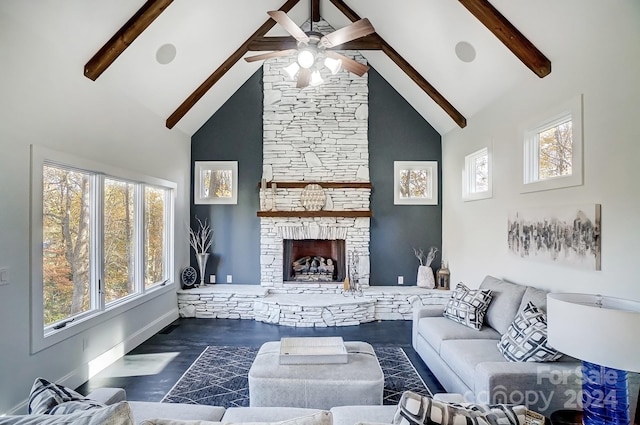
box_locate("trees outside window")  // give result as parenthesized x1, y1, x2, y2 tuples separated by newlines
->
(36, 154, 174, 338)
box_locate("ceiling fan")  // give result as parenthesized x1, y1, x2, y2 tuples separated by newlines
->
(244, 5, 376, 88)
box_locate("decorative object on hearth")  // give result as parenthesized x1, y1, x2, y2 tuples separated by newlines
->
(436, 261, 450, 290)
(414, 247, 438, 288)
(548, 293, 640, 425)
(300, 183, 325, 211)
(180, 266, 197, 289)
(342, 250, 363, 297)
(243, 1, 375, 88)
(189, 217, 213, 287)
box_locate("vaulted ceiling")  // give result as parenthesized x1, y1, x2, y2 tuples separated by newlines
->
(2, 0, 556, 136)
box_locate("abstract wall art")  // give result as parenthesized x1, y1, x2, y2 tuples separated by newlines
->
(507, 204, 601, 270)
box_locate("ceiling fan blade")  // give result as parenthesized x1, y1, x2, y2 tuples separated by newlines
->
(296, 68, 311, 88)
(267, 11, 310, 43)
(320, 18, 375, 49)
(244, 49, 296, 63)
(325, 51, 369, 77)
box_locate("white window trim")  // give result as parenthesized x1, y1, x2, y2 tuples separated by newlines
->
(30, 145, 176, 354)
(520, 94, 583, 193)
(194, 161, 238, 204)
(393, 161, 438, 205)
(462, 146, 492, 201)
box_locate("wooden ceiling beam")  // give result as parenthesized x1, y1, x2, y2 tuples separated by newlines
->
(248, 35, 382, 51)
(458, 0, 551, 78)
(84, 0, 174, 81)
(166, 0, 301, 129)
(328, 0, 467, 128)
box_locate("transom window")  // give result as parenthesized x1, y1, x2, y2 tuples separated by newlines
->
(32, 146, 175, 352)
(522, 95, 583, 193)
(462, 147, 492, 201)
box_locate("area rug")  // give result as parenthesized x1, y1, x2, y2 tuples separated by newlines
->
(162, 345, 432, 408)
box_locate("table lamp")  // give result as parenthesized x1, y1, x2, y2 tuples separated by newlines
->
(547, 293, 640, 425)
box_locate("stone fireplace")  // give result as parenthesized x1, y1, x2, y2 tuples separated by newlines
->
(259, 19, 370, 290)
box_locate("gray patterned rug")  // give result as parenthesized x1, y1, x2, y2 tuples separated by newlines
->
(162, 345, 432, 408)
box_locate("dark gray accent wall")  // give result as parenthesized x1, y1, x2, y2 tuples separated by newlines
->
(368, 69, 442, 286)
(191, 67, 441, 286)
(190, 70, 263, 284)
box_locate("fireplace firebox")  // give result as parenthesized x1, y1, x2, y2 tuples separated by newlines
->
(283, 239, 346, 283)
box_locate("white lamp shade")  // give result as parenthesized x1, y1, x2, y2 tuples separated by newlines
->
(297, 49, 315, 69)
(547, 293, 640, 373)
(324, 57, 342, 75)
(309, 69, 323, 86)
(284, 62, 300, 79)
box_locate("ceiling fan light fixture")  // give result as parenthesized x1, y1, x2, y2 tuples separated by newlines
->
(309, 69, 324, 87)
(324, 57, 342, 75)
(297, 48, 316, 69)
(284, 62, 300, 79)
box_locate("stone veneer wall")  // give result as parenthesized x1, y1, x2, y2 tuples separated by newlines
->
(260, 19, 371, 288)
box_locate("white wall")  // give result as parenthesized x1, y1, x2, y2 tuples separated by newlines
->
(0, 12, 190, 413)
(442, 1, 640, 299)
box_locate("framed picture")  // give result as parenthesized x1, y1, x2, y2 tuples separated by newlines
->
(394, 161, 438, 205)
(194, 161, 238, 204)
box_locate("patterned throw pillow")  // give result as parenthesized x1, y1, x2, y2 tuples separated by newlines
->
(392, 391, 526, 425)
(443, 283, 493, 330)
(28, 377, 106, 415)
(0, 401, 133, 425)
(498, 301, 562, 362)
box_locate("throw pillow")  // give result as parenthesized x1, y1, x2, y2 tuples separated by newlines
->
(443, 283, 493, 330)
(392, 390, 526, 425)
(498, 301, 563, 362)
(138, 410, 333, 425)
(0, 401, 133, 425)
(28, 377, 106, 415)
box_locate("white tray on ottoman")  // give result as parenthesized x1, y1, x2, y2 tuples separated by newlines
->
(279, 337, 348, 364)
(249, 340, 384, 410)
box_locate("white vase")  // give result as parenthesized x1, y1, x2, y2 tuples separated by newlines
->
(196, 253, 210, 287)
(417, 265, 435, 288)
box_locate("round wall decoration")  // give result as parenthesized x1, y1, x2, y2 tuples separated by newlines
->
(300, 184, 326, 211)
(180, 266, 198, 289)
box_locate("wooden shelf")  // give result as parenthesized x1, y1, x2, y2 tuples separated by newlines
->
(257, 210, 373, 218)
(257, 181, 372, 189)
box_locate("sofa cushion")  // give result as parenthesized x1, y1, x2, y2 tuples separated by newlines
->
(330, 406, 397, 425)
(443, 283, 493, 330)
(222, 407, 321, 423)
(439, 339, 507, 392)
(392, 390, 526, 425)
(417, 316, 501, 354)
(139, 410, 332, 425)
(479, 276, 527, 335)
(28, 377, 106, 415)
(498, 301, 562, 362)
(0, 401, 133, 425)
(129, 401, 225, 424)
(518, 286, 549, 313)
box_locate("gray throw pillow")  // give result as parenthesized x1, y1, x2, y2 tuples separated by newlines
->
(28, 377, 105, 415)
(443, 283, 493, 330)
(498, 301, 562, 362)
(392, 390, 526, 425)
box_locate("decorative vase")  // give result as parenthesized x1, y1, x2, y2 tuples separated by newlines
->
(196, 253, 209, 287)
(417, 265, 435, 288)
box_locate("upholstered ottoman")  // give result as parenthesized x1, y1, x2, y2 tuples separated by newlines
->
(248, 341, 384, 410)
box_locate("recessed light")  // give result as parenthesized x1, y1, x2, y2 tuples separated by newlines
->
(455, 41, 476, 63)
(156, 43, 177, 65)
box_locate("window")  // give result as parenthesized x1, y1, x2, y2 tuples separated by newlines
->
(394, 161, 438, 205)
(462, 147, 492, 201)
(522, 95, 583, 193)
(194, 161, 238, 204)
(31, 146, 175, 352)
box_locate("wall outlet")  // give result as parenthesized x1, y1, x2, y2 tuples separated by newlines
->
(209, 274, 216, 284)
(226, 275, 233, 283)
(397, 276, 404, 285)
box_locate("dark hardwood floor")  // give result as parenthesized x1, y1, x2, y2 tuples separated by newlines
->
(76, 318, 444, 402)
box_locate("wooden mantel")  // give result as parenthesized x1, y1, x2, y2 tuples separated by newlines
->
(257, 210, 372, 218)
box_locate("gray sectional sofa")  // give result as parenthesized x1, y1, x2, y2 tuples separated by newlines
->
(412, 275, 582, 416)
(87, 387, 398, 425)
